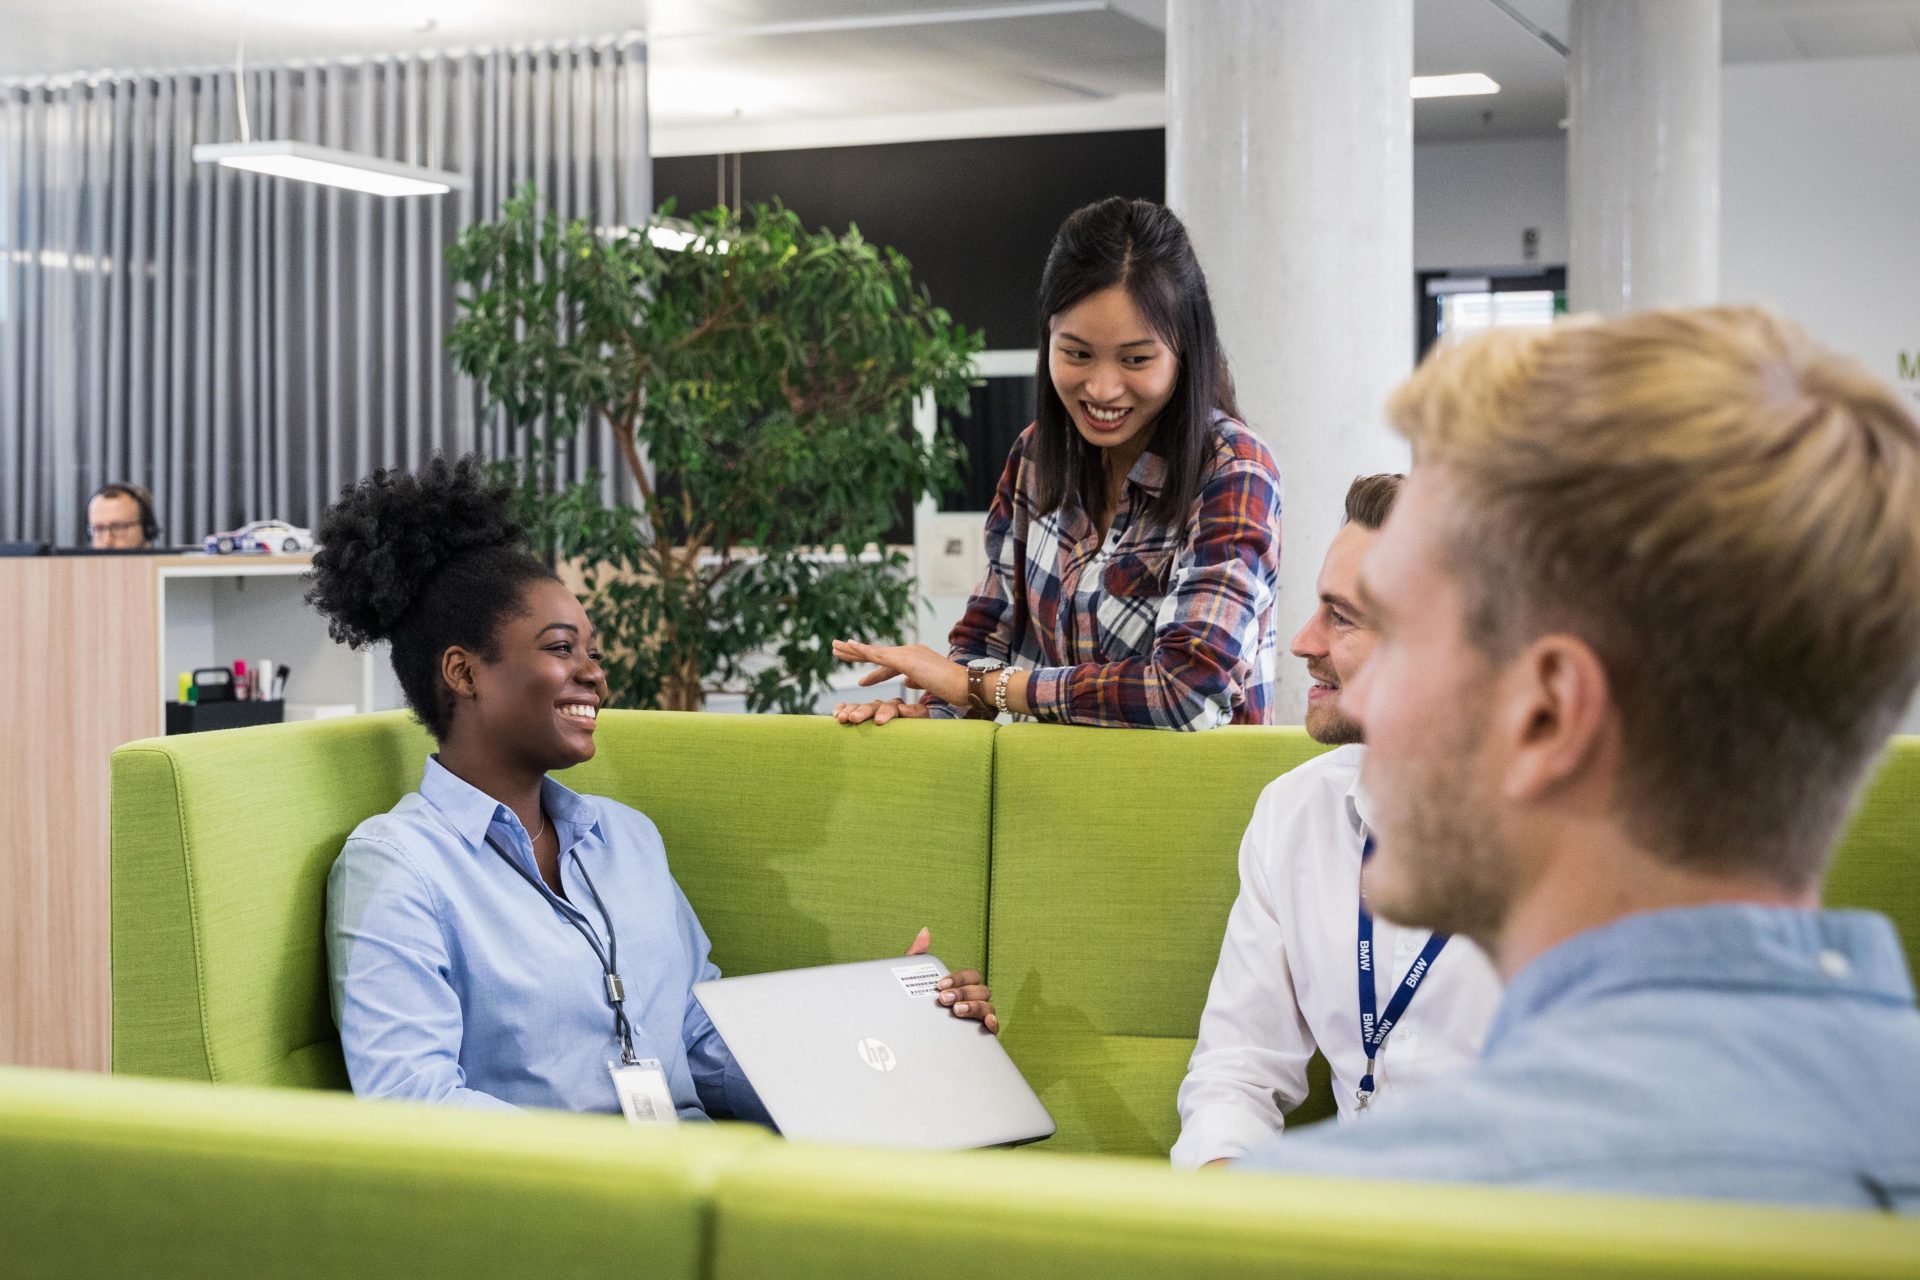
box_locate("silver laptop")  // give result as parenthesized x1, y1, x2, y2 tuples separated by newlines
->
(694, 955, 1055, 1150)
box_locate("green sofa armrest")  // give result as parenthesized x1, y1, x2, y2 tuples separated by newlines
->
(111, 712, 433, 1086)
(0, 1065, 771, 1280)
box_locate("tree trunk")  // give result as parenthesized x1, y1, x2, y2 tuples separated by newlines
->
(657, 671, 705, 712)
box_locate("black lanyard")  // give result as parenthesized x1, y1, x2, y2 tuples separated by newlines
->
(1355, 835, 1449, 1109)
(484, 827, 637, 1066)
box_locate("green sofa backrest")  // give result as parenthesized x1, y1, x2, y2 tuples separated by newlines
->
(111, 711, 994, 1088)
(987, 724, 1332, 1156)
(987, 729, 1920, 1159)
(559, 713, 995, 981)
(1824, 738, 1920, 966)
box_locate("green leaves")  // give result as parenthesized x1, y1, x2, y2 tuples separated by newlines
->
(447, 189, 981, 711)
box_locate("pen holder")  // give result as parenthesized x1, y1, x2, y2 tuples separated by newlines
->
(166, 699, 286, 736)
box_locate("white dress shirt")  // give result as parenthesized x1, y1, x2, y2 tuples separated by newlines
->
(1172, 744, 1504, 1168)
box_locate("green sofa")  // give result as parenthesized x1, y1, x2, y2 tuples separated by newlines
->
(7, 1066, 1916, 1279)
(62, 711, 1920, 1275)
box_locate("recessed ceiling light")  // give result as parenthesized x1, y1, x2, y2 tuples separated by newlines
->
(1411, 73, 1502, 99)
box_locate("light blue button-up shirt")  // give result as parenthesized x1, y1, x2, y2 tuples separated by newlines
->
(1240, 905, 1920, 1211)
(326, 756, 766, 1122)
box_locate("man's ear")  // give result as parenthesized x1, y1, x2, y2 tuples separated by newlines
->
(442, 646, 479, 703)
(1498, 634, 1612, 803)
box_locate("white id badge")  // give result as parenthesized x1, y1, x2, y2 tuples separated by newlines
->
(607, 1059, 679, 1125)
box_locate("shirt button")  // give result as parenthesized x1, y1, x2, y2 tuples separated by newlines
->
(1818, 949, 1851, 980)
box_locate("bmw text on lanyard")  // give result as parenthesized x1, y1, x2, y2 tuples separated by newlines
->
(484, 827, 639, 1067)
(1354, 835, 1449, 1110)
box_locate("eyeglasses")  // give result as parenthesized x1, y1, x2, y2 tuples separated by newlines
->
(88, 520, 144, 537)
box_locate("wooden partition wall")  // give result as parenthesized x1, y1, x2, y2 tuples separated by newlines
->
(0, 555, 163, 1071)
(0, 552, 360, 1072)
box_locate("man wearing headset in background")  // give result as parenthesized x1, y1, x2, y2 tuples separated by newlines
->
(86, 483, 159, 550)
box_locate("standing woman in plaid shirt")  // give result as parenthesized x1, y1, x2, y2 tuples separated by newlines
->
(833, 197, 1283, 730)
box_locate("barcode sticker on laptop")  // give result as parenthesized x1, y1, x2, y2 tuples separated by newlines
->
(892, 962, 944, 998)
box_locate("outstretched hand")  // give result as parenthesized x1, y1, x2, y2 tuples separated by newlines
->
(834, 639, 969, 712)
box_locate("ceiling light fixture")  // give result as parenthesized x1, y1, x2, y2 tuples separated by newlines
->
(192, 141, 468, 196)
(1411, 73, 1502, 99)
(191, 24, 466, 196)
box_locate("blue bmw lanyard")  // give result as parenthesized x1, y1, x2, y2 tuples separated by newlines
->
(1355, 835, 1450, 1109)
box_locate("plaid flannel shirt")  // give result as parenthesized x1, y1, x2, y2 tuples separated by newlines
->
(927, 417, 1282, 729)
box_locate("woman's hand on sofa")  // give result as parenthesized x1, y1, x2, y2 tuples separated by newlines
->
(833, 696, 930, 725)
(905, 927, 999, 1034)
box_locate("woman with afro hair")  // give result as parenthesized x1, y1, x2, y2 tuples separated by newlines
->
(309, 456, 996, 1116)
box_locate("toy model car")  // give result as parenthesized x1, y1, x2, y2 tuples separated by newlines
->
(204, 521, 316, 555)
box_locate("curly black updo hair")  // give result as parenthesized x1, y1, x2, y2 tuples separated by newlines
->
(306, 455, 558, 740)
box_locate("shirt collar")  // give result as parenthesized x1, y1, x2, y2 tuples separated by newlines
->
(418, 754, 603, 853)
(1487, 904, 1916, 1053)
(1125, 447, 1168, 497)
(1343, 746, 1373, 838)
(1125, 409, 1232, 499)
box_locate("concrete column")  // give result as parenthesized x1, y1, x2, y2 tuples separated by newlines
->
(1568, 0, 1721, 314)
(1166, 0, 1413, 725)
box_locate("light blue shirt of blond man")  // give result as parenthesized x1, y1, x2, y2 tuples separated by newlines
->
(1239, 903, 1920, 1212)
(327, 755, 767, 1122)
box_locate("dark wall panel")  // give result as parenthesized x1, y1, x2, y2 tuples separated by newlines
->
(653, 130, 1166, 349)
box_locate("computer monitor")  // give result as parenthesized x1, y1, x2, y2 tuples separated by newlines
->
(0, 541, 52, 557)
(48, 545, 193, 557)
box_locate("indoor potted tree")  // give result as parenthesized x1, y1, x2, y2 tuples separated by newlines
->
(446, 190, 980, 712)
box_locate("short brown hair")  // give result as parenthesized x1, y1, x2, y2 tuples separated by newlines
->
(1388, 306, 1920, 887)
(1343, 473, 1404, 531)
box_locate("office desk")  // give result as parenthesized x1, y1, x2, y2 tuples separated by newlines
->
(0, 553, 400, 1071)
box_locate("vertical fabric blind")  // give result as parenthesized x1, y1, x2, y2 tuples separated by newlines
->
(0, 39, 649, 545)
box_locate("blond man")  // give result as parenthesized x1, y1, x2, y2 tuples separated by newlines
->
(1238, 307, 1920, 1211)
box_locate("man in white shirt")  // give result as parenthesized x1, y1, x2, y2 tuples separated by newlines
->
(1172, 474, 1503, 1169)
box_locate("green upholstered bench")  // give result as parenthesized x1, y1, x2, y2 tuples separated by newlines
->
(111, 714, 1920, 1165)
(8, 1064, 1917, 1280)
(63, 720, 1920, 1278)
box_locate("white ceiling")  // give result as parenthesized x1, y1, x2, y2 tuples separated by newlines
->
(2, 1, 1917, 153)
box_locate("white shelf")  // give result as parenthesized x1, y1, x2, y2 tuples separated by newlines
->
(154, 554, 404, 724)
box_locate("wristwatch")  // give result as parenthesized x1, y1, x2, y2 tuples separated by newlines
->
(965, 657, 1008, 716)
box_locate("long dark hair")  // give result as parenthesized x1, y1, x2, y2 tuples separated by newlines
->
(1030, 197, 1239, 528)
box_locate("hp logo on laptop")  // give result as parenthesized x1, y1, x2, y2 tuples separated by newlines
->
(856, 1037, 896, 1072)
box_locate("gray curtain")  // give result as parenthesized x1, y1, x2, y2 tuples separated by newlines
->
(0, 39, 649, 545)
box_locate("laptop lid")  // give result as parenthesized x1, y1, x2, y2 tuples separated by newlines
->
(694, 955, 1054, 1150)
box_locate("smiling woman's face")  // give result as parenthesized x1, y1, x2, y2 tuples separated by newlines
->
(1048, 284, 1179, 458)
(456, 577, 609, 772)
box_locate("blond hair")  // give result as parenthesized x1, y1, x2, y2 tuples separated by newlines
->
(1389, 306, 1920, 886)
